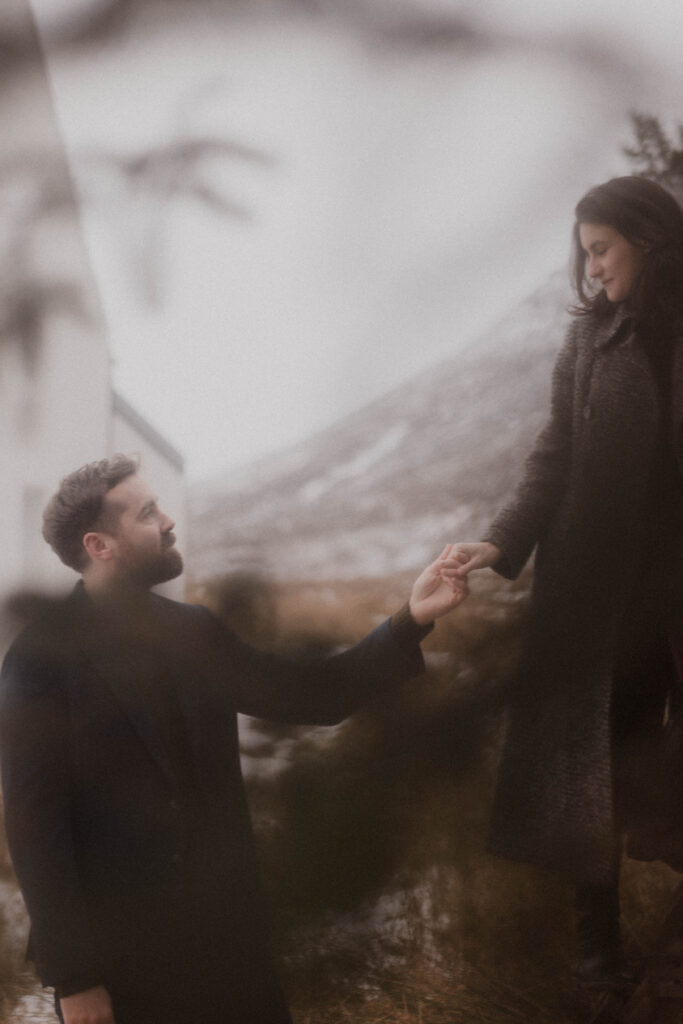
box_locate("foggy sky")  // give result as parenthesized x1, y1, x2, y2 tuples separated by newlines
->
(30, 0, 683, 480)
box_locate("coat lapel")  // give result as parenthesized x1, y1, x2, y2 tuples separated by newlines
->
(65, 585, 177, 788)
(671, 322, 683, 471)
(84, 641, 177, 788)
(591, 308, 683, 473)
(591, 303, 634, 350)
(173, 663, 239, 791)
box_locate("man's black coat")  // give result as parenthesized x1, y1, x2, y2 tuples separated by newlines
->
(0, 583, 424, 1022)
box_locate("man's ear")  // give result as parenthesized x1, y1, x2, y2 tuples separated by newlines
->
(82, 531, 115, 564)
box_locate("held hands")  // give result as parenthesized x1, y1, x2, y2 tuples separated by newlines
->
(409, 544, 470, 625)
(60, 986, 115, 1024)
(439, 541, 501, 582)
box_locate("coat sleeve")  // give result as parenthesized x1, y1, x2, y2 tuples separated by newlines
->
(199, 610, 426, 725)
(483, 323, 579, 579)
(0, 636, 104, 989)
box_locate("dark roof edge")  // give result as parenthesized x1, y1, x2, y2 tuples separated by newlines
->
(112, 391, 185, 472)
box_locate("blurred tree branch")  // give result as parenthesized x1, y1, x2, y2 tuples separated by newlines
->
(0, 0, 277, 361)
(26, 0, 484, 59)
(0, 151, 95, 368)
(81, 134, 273, 302)
(624, 111, 683, 198)
(85, 136, 270, 215)
(5, 0, 479, 365)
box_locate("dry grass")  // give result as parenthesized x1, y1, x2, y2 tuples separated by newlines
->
(249, 572, 682, 1023)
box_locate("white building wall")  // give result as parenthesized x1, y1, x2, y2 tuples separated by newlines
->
(0, 8, 112, 608)
(1, 5, 186, 636)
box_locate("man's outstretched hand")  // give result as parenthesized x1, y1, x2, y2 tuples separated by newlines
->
(409, 544, 470, 626)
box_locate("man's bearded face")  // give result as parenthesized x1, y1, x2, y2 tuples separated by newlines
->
(100, 475, 184, 588)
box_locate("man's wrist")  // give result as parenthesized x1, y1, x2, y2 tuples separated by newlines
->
(391, 601, 434, 646)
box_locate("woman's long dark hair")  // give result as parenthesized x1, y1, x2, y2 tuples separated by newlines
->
(572, 175, 683, 328)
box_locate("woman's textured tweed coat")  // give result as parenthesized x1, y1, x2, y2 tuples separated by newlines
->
(484, 303, 683, 885)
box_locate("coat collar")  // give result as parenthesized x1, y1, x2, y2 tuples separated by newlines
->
(588, 303, 636, 351)
(586, 304, 683, 353)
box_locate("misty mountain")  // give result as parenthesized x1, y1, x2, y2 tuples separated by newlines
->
(188, 270, 571, 582)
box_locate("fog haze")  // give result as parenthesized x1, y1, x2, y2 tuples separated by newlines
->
(30, 0, 683, 480)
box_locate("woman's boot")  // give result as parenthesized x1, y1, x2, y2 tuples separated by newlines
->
(572, 881, 637, 993)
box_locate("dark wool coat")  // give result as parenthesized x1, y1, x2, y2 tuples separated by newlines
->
(484, 303, 683, 885)
(0, 584, 424, 1024)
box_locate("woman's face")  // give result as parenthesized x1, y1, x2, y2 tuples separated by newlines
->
(578, 222, 644, 304)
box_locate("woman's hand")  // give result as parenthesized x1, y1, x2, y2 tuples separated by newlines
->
(440, 541, 501, 581)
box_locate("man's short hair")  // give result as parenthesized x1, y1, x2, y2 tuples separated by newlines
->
(42, 454, 139, 572)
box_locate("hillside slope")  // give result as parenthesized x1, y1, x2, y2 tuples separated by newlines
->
(189, 271, 571, 581)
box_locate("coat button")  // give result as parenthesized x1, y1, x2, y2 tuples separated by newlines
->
(169, 799, 179, 811)
(171, 852, 183, 867)
(582, 404, 591, 420)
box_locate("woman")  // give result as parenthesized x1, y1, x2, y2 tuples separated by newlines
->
(443, 176, 683, 993)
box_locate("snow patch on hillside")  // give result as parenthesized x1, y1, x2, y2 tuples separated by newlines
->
(298, 423, 409, 503)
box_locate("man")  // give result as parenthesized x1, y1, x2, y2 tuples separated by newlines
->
(0, 455, 467, 1024)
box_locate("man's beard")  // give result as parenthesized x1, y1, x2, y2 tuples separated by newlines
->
(149, 546, 184, 586)
(118, 542, 184, 589)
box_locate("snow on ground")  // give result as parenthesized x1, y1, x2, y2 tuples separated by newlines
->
(8, 988, 54, 1024)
